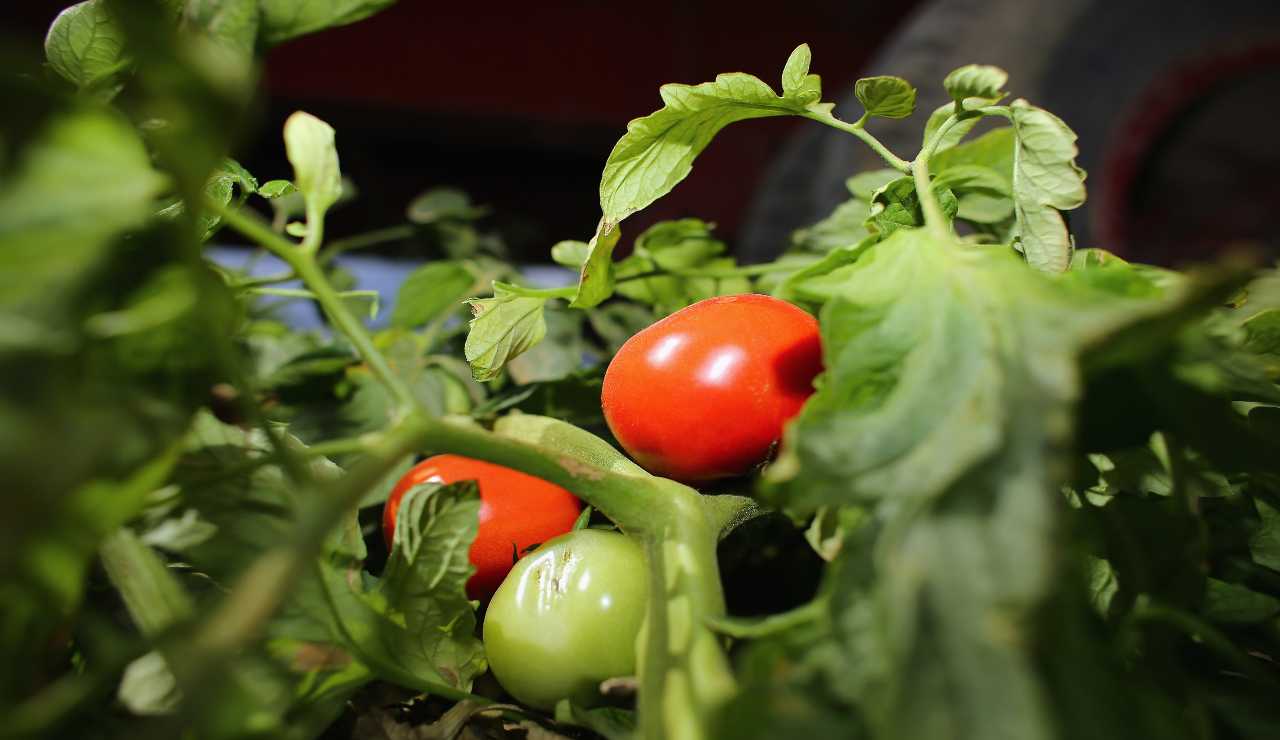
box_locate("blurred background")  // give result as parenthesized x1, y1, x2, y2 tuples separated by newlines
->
(6, 0, 1280, 267)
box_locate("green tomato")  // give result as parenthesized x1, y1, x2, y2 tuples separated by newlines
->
(482, 529, 648, 710)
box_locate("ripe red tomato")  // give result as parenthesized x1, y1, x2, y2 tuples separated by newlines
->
(602, 294, 822, 481)
(382, 454, 582, 600)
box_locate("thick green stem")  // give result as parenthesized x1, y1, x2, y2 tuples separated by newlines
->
(803, 111, 911, 173)
(636, 484, 736, 740)
(911, 154, 949, 241)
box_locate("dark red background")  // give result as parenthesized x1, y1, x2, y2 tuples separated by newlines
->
(5, 1, 918, 258)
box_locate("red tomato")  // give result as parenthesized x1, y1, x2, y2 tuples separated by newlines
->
(382, 454, 582, 600)
(602, 294, 822, 482)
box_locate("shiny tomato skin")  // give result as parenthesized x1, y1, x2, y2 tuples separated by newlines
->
(482, 529, 648, 710)
(602, 293, 822, 481)
(382, 454, 582, 600)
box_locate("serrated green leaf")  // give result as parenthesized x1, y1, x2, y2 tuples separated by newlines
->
(1242, 309, 1280, 356)
(921, 96, 1003, 155)
(390, 261, 475, 329)
(258, 0, 398, 45)
(0, 110, 168, 313)
(1251, 499, 1280, 572)
(766, 227, 1172, 513)
(942, 64, 1008, 102)
(367, 480, 486, 689)
(406, 187, 488, 224)
(932, 164, 1012, 223)
(284, 111, 343, 220)
(507, 306, 586, 385)
(1009, 100, 1086, 273)
(44, 1, 127, 91)
(464, 286, 548, 381)
(854, 76, 916, 119)
(866, 177, 959, 236)
(158, 158, 258, 240)
(599, 47, 824, 225)
(1202, 578, 1280, 624)
(569, 221, 622, 308)
(258, 179, 296, 198)
(613, 219, 744, 311)
(179, 0, 260, 58)
(845, 169, 901, 201)
(791, 198, 872, 254)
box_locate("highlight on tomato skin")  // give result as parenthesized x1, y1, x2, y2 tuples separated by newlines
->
(601, 293, 823, 482)
(382, 454, 583, 600)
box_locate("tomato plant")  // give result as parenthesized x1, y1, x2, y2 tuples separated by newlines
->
(601, 293, 822, 481)
(483, 529, 648, 710)
(10, 6, 1280, 740)
(383, 454, 583, 599)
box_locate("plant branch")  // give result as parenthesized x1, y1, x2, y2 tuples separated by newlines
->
(213, 202, 417, 411)
(803, 110, 911, 173)
(911, 154, 950, 240)
(318, 224, 416, 266)
(231, 271, 297, 289)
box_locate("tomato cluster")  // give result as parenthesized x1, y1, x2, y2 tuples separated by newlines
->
(385, 294, 821, 709)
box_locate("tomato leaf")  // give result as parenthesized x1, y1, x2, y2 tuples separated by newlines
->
(0, 110, 168, 314)
(854, 76, 917, 119)
(1008, 100, 1087, 273)
(390, 261, 476, 329)
(369, 480, 486, 690)
(507, 306, 587, 385)
(766, 228, 1187, 514)
(942, 64, 1008, 102)
(406, 187, 489, 224)
(598, 43, 825, 226)
(258, 0, 398, 45)
(866, 176, 959, 236)
(44, 1, 128, 93)
(614, 218, 748, 312)
(921, 95, 1004, 155)
(790, 198, 872, 254)
(568, 220, 621, 309)
(464, 285, 548, 381)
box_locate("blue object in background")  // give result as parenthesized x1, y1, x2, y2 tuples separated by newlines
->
(207, 246, 575, 330)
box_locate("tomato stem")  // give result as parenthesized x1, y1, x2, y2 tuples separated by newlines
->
(212, 201, 418, 412)
(802, 110, 912, 173)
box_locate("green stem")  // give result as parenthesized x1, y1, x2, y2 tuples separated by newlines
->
(214, 203, 417, 412)
(1130, 599, 1278, 687)
(301, 202, 324, 254)
(319, 224, 416, 266)
(803, 111, 911, 173)
(919, 113, 963, 164)
(911, 154, 949, 240)
(231, 271, 297, 289)
(646, 262, 799, 280)
(495, 283, 577, 299)
(635, 485, 737, 740)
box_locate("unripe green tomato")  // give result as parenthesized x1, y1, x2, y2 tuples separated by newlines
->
(482, 529, 648, 710)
